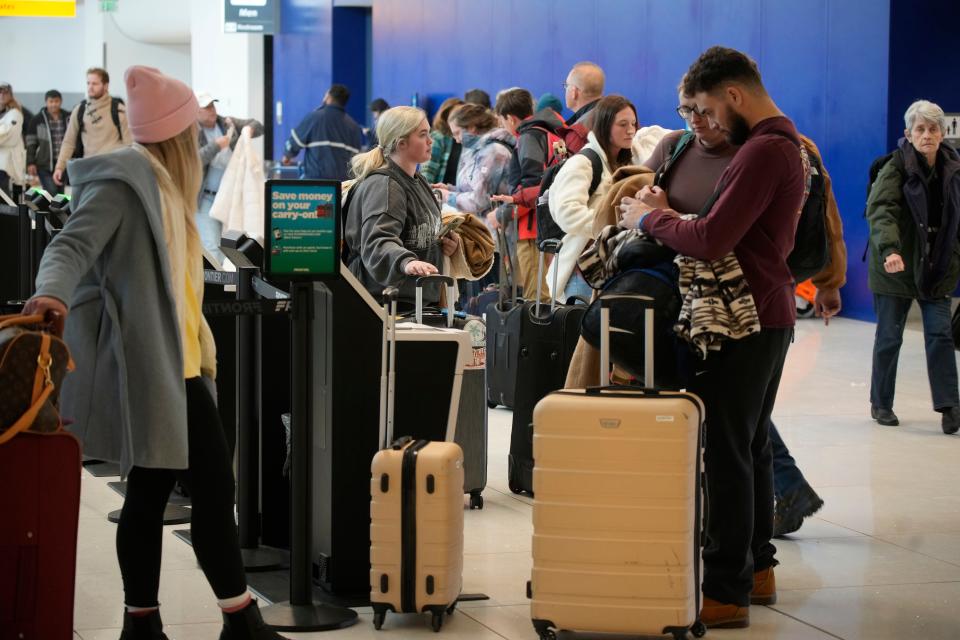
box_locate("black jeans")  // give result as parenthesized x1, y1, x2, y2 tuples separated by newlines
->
(690, 328, 792, 606)
(116, 378, 247, 607)
(870, 293, 959, 411)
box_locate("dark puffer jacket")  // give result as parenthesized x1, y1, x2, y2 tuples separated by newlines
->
(867, 138, 960, 299)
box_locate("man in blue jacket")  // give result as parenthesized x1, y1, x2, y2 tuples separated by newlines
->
(282, 84, 362, 181)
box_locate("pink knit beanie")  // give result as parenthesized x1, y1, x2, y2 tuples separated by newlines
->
(124, 66, 198, 143)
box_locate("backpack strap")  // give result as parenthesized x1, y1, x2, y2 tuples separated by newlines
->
(580, 148, 604, 196)
(75, 100, 86, 135)
(110, 97, 123, 142)
(654, 130, 695, 187)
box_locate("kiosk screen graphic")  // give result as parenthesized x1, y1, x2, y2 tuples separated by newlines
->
(266, 180, 340, 277)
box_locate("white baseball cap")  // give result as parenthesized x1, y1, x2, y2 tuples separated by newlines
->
(196, 91, 218, 108)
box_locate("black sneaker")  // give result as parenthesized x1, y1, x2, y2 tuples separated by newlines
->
(871, 406, 899, 426)
(773, 483, 825, 538)
(941, 407, 960, 435)
(220, 600, 291, 640)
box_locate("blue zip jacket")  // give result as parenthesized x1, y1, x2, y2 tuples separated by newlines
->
(284, 104, 362, 181)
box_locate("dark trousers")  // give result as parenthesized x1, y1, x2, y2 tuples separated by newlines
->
(690, 328, 792, 606)
(37, 169, 64, 196)
(870, 293, 959, 411)
(770, 420, 808, 498)
(116, 378, 247, 607)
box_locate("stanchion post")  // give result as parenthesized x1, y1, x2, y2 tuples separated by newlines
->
(18, 204, 32, 299)
(237, 264, 260, 547)
(260, 281, 357, 631)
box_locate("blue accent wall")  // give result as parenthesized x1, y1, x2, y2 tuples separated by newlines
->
(272, 0, 334, 161)
(369, 0, 891, 320)
(332, 7, 371, 128)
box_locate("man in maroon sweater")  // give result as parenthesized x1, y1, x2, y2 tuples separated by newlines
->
(620, 47, 806, 629)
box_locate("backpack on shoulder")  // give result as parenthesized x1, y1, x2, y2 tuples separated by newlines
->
(535, 148, 603, 245)
(72, 97, 125, 159)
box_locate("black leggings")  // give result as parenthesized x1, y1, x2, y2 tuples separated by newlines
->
(116, 377, 247, 607)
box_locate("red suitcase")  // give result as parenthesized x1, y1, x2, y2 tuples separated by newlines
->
(0, 430, 82, 640)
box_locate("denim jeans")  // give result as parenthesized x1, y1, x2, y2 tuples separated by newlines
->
(563, 272, 593, 304)
(870, 293, 959, 411)
(770, 420, 807, 498)
(37, 169, 64, 196)
(195, 192, 225, 264)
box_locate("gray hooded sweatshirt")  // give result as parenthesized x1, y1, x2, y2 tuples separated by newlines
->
(34, 147, 196, 475)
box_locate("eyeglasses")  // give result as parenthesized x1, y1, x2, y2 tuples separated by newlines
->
(676, 105, 704, 121)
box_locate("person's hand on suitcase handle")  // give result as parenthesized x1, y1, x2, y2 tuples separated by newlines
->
(405, 260, 439, 276)
(22, 296, 67, 338)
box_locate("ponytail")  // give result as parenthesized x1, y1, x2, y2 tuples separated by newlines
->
(350, 106, 426, 182)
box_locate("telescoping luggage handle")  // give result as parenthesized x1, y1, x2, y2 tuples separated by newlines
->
(380, 287, 400, 449)
(415, 275, 457, 327)
(597, 293, 656, 389)
(534, 238, 563, 318)
(496, 204, 520, 309)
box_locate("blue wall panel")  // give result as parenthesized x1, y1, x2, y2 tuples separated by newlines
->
(273, 0, 334, 160)
(368, 0, 892, 319)
(887, 0, 960, 149)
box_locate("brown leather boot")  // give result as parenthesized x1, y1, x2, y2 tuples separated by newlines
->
(751, 566, 777, 605)
(700, 597, 750, 628)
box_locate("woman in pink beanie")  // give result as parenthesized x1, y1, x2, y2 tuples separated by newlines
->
(25, 66, 292, 639)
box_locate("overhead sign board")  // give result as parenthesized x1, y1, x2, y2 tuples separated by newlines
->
(224, 0, 277, 34)
(0, 0, 76, 17)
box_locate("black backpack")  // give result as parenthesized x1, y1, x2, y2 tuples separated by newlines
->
(535, 148, 603, 245)
(787, 150, 829, 282)
(695, 138, 829, 282)
(72, 97, 124, 159)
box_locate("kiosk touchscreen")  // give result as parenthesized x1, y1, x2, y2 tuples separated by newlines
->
(264, 179, 341, 278)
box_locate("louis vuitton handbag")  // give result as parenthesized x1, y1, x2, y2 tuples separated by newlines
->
(0, 314, 74, 444)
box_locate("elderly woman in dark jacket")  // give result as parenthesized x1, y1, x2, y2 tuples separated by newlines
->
(866, 99, 960, 434)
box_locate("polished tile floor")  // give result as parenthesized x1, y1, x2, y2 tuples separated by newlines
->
(73, 316, 960, 639)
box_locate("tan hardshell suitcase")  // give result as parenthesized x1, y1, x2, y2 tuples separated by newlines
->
(370, 288, 465, 632)
(529, 294, 706, 640)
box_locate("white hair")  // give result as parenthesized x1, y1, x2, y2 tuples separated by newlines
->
(904, 99, 946, 133)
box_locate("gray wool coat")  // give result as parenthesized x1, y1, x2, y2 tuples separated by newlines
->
(34, 146, 208, 475)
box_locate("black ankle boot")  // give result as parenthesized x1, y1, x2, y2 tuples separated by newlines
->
(118, 609, 169, 640)
(219, 600, 290, 640)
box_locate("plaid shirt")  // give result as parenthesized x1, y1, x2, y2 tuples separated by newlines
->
(48, 113, 67, 161)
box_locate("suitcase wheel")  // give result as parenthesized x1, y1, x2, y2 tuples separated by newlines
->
(537, 630, 556, 640)
(469, 491, 484, 510)
(533, 619, 557, 640)
(691, 620, 707, 638)
(487, 399, 498, 409)
(431, 611, 443, 632)
(373, 611, 386, 630)
(446, 601, 457, 615)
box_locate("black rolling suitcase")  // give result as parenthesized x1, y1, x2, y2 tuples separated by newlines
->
(507, 239, 586, 496)
(485, 209, 524, 409)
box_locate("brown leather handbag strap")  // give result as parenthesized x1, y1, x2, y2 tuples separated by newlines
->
(0, 314, 46, 330)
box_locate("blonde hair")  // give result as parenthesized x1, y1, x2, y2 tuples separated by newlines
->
(350, 106, 427, 182)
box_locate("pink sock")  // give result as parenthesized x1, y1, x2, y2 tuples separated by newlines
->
(219, 591, 252, 614)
